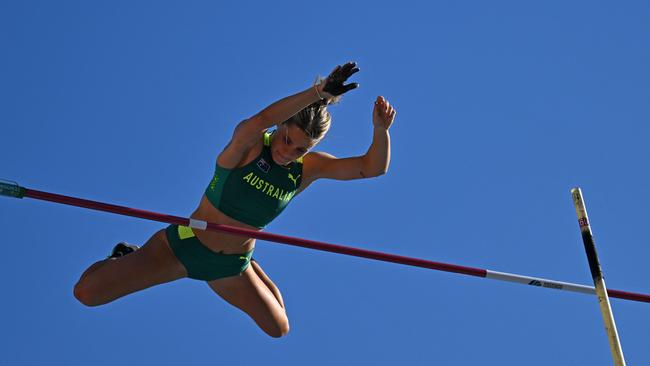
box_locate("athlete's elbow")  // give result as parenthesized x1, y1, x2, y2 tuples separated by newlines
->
(380, 160, 391, 176)
(365, 165, 389, 178)
(378, 164, 390, 176)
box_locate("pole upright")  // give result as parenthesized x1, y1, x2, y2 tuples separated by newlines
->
(571, 187, 626, 366)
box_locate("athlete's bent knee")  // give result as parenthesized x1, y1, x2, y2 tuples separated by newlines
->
(265, 318, 290, 338)
(73, 280, 107, 307)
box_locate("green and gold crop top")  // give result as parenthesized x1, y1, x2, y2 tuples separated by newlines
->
(204, 132, 303, 228)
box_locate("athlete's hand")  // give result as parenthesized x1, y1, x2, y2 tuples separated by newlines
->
(373, 96, 396, 130)
(320, 62, 360, 98)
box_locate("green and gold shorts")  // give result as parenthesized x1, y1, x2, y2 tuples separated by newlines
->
(165, 224, 253, 281)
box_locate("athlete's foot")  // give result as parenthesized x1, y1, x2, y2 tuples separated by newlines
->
(108, 242, 140, 259)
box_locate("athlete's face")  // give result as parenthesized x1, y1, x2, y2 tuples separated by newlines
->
(271, 124, 317, 166)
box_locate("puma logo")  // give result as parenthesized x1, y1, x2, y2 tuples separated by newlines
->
(288, 173, 300, 187)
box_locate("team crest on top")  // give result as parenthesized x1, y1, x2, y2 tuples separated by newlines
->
(257, 158, 270, 173)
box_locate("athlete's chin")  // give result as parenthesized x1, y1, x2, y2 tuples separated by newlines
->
(272, 152, 289, 166)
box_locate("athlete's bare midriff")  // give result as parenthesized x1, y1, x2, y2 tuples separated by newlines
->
(188, 135, 313, 255)
(189, 194, 260, 255)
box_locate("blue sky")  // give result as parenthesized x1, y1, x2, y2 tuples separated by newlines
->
(1, 1, 649, 365)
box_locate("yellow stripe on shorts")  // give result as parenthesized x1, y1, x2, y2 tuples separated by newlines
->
(178, 225, 196, 240)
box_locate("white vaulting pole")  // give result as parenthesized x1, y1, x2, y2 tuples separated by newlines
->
(571, 188, 626, 366)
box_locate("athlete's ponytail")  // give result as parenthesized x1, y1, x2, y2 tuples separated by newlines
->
(284, 101, 332, 141)
(284, 77, 339, 141)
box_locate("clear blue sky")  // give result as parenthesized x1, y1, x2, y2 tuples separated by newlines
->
(1, 1, 649, 365)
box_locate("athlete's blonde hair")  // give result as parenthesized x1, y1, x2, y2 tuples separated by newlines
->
(284, 78, 342, 141)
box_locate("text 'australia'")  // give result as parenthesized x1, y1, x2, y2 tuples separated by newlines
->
(242, 172, 295, 201)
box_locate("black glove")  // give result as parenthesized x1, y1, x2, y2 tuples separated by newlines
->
(322, 62, 360, 96)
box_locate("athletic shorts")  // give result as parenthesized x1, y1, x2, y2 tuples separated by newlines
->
(165, 224, 253, 281)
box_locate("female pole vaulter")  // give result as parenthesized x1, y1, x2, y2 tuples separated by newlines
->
(73, 62, 397, 337)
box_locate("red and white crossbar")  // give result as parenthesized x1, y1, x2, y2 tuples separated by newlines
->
(3, 184, 649, 304)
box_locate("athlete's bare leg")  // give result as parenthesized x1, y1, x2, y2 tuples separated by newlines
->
(249, 259, 285, 308)
(73, 229, 187, 306)
(207, 260, 289, 338)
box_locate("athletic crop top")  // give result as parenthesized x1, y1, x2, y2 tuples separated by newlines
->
(204, 132, 303, 228)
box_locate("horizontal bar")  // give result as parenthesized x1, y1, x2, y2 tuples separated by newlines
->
(3, 185, 647, 304)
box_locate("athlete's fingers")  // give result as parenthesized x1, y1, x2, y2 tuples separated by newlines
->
(341, 61, 357, 75)
(328, 65, 341, 76)
(342, 82, 359, 93)
(323, 62, 360, 96)
(345, 64, 360, 78)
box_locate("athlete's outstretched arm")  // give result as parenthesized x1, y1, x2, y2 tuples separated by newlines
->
(303, 96, 396, 181)
(219, 62, 359, 167)
(235, 63, 359, 145)
(364, 95, 395, 174)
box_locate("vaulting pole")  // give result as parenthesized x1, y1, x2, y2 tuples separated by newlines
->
(2, 180, 649, 304)
(571, 187, 626, 366)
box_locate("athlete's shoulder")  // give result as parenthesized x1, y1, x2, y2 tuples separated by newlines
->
(218, 129, 266, 169)
(303, 151, 337, 168)
(301, 151, 336, 182)
(304, 151, 336, 163)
